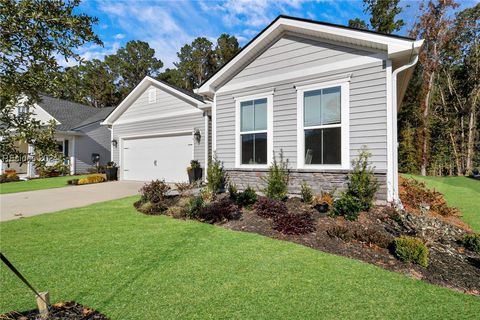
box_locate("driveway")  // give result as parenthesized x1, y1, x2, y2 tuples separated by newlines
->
(0, 181, 144, 222)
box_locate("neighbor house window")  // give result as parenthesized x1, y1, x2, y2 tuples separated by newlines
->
(297, 80, 349, 169)
(235, 93, 273, 167)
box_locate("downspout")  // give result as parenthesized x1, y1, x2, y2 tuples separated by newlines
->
(391, 44, 420, 203)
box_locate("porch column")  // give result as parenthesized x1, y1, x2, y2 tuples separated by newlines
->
(27, 144, 35, 178)
(70, 137, 76, 175)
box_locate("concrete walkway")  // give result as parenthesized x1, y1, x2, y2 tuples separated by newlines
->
(0, 181, 144, 222)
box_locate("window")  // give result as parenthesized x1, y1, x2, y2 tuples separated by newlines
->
(235, 93, 273, 167)
(297, 80, 349, 169)
(17, 106, 29, 115)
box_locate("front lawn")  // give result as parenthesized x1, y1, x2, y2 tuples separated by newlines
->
(0, 175, 88, 194)
(403, 175, 480, 232)
(1, 197, 478, 319)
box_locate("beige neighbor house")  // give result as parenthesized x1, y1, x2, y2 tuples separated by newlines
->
(102, 16, 423, 203)
(1, 95, 114, 177)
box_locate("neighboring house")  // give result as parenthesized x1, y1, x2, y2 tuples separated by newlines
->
(1, 95, 114, 177)
(104, 16, 424, 203)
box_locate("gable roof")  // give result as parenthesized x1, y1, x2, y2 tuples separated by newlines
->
(72, 107, 116, 129)
(102, 76, 209, 125)
(37, 95, 113, 131)
(197, 15, 423, 95)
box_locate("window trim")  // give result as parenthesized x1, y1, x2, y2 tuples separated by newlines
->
(235, 92, 273, 168)
(296, 79, 350, 170)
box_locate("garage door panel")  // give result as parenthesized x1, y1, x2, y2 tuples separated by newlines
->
(122, 134, 192, 182)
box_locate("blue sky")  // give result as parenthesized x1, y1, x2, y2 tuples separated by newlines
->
(68, 0, 477, 68)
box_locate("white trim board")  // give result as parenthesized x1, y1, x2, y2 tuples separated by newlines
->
(296, 78, 350, 170)
(112, 108, 202, 126)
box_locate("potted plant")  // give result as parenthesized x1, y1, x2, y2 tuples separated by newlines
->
(187, 160, 202, 183)
(312, 193, 334, 213)
(105, 161, 118, 181)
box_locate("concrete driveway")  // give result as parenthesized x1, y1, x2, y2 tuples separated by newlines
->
(0, 181, 144, 222)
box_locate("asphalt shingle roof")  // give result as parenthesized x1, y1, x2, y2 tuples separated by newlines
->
(37, 95, 114, 131)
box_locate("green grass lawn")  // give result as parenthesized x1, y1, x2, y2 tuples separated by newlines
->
(1, 197, 478, 319)
(403, 175, 480, 232)
(0, 175, 89, 194)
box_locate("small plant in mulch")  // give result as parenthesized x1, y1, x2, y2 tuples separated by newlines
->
(235, 186, 258, 208)
(135, 180, 175, 215)
(346, 147, 379, 211)
(228, 180, 238, 201)
(326, 223, 392, 248)
(197, 198, 241, 223)
(312, 192, 334, 213)
(399, 177, 460, 217)
(185, 196, 205, 219)
(332, 193, 363, 221)
(273, 212, 316, 235)
(2, 301, 109, 319)
(463, 233, 480, 253)
(262, 150, 290, 201)
(300, 181, 313, 204)
(253, 196, 288, 218)
(393, 236, 429, 268)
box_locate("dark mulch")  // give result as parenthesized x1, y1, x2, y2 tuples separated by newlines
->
(221, 197, 480, 295)
(1, 301, 108, 320)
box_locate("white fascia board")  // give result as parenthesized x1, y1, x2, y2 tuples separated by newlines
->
(103, 76, 207, 125)
(198, 17, 421, 95)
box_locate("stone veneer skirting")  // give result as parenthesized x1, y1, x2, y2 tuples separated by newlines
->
(226, 169, 388, 201)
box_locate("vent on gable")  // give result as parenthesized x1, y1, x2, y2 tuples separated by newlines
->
(148, 88, 156, 103)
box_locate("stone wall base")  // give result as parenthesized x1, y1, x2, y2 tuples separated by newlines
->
(225, 169, 387, 201)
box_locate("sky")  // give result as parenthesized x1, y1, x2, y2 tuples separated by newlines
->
(67, 0, 477, 68)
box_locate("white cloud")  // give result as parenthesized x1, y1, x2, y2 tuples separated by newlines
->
(114, 33, 125, 40)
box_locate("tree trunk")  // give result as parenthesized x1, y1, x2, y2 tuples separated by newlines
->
(420, 71, 436, 176)
(466, 104, 477, 174)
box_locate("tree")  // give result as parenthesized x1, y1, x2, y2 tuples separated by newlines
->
(175, 37, 215, 90)
(157, 68, 184, 89)
(364, 0, 405, 34)
(79, 59, 119, 108)
(348, 18, 369, 30)
(214, 34, 240, 68)
(410, 0, 459, 176)
(0, 0, 101, 166)
(105, 40, 163, 98)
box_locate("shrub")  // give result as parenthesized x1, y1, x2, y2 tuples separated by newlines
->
(463, 233, 480, 253)
(140, 180, 170, 203)
(300, 181, 313, 203)
(332, 193, 362, 221)
(273, 212, 316, 235)
(312, 192, 334, 207)
(236, 186, 257, 208)
(0, 173, 20, 183)
(327, 224, 392, 248)
(197, 198, 241, 223)
(262, 151, 289, 200)
(200, 188, 214, 202)
(253, 196, 288, 218)
(77, 174, 105, 185)
(166, 206, 186, 219)
(136, 200, 169, 215)
(35, 160, 69, 178)
(393, 236, 429, 267)
(185, 196, 205, 219)
(67, 178, 79, 185)
(399, 177, 459, 216)
(346, 147, 378, 211)
(228, 180, 238, 201)
(207, 154, 225, 193)
(175, 182, 193, 196)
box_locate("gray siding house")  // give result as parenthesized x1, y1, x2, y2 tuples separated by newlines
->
(1, 95, 114, 177)
(103, 16, 423, 203)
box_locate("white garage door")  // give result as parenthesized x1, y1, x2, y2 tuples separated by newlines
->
(122, 134, 192, 182)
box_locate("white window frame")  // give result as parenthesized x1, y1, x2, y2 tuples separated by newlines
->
(296, 79, 350, 170)
(235, 92, 273, 168)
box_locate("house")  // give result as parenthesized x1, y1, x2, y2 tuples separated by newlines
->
(1, 95, 114, 177)
(103, 16, 423, 203)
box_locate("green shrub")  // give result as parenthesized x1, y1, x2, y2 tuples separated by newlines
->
(186, 196, 205, 219)
(393, 236, 429, 267)
(236, 186, 257, 208)
(346, 147, 378, 211)
(463, 233, 480, 253)
(300, 181, 313, 203)
(140, 180, 170, 203)
(262, 150, 289, 200)
(332, 193, 362, 221)
(228, 180, 238, 201)
(207, 154, 225, 193)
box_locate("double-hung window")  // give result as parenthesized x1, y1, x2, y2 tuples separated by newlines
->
(297, 80, 349, 169)
(235, 93, 273, 167)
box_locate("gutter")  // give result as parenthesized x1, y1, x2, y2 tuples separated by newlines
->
(390, 42, 421, 203)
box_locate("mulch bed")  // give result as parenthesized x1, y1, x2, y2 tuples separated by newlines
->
(1, 302, 109, 320)
(221, 198, 480, 295)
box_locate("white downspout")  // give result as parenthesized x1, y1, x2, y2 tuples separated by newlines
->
(391, 45, 420, 202)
